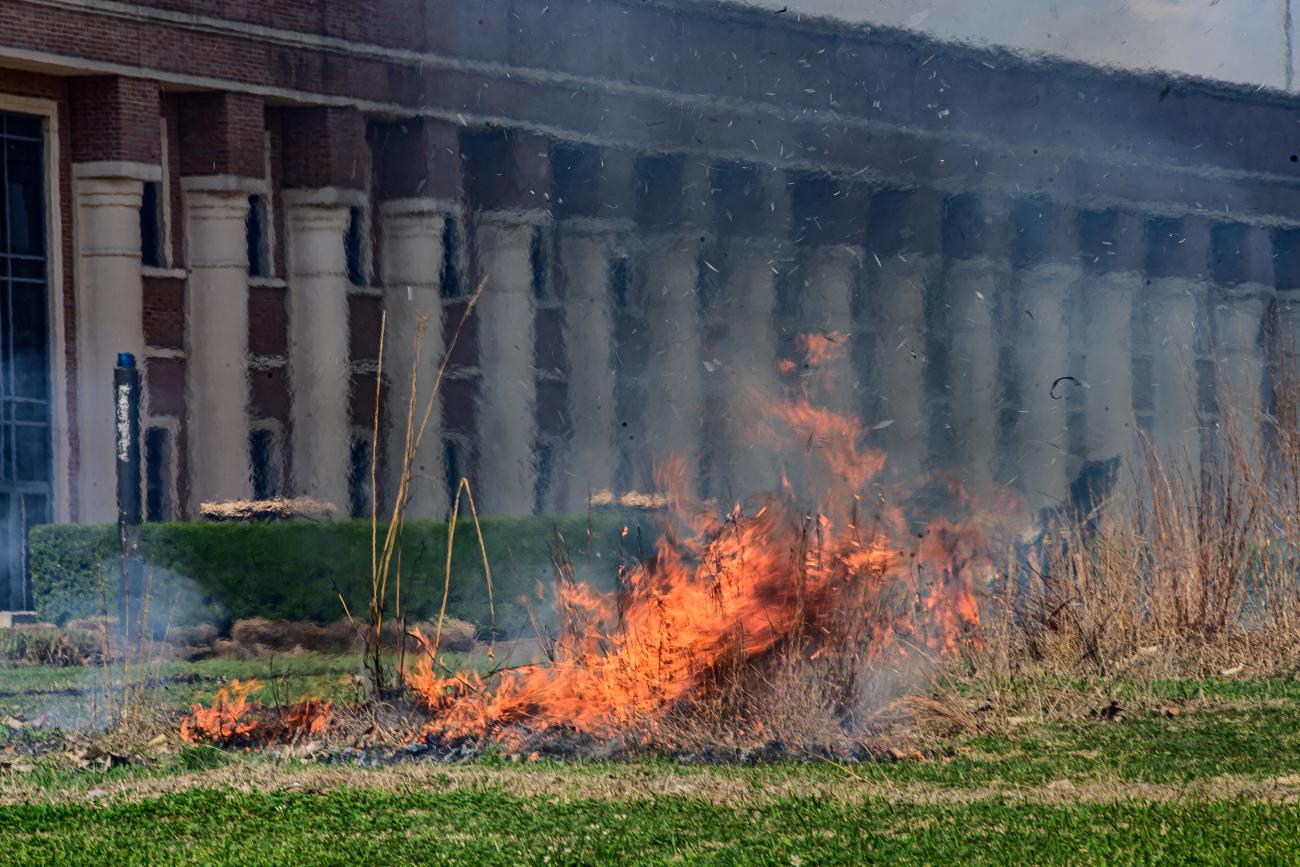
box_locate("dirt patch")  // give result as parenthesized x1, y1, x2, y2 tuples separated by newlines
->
(5, 762, 1300, 808)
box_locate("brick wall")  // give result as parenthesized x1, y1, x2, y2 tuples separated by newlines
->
(68, 76, 159, 165)
(178, 92, 264, 178)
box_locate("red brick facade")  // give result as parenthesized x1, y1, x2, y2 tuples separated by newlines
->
(0, 0, 1297, 534)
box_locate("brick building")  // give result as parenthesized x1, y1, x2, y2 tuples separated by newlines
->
(0, 0, 1297, 608)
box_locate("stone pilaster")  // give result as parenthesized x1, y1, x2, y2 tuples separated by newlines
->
(937, 193, 1010, 497)
(474, 209, 547, 515)
(1145, 217, 1210, 470)
(284, 188, 358, 510)
(182, 177, 258, 511)
(865, 187, 943, 483)
(713, 234, 784, 497)
(557, 217, 626, 507)
(73, 164, 155, 522)
(1075, 209, 1143, 477)
(635, 230, 706, 493)
(1210, 223, 1273, 455)
(379, 197, 454, 518)
(1009, 197, 1079, 512)
(625, 153, 710, 495)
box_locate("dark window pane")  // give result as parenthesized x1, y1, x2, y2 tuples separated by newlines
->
(4, 115, 41, 139)
(250, 428, 278, 500)
(439, 217, 460, 298)
(11, 280, 48, 402)
(533, 441, 553, 514)
(444, 438, 461, 513)
(345, 207, 365, 286)
(0, 492, 9, 610)
(348, 438, 371, 518)
(18, 491, 48, 607)
(9, 259, 43, 281)
(246, 194, 268, 277)
(608, 257, 629, 309)
(530, 226, 548, 301)
(140, 181, 163, 267)
(12, 401, 48, 424)
(6, 139, 44, 257)
(145, 427, 168, 522)
(13, 424, 48, 482)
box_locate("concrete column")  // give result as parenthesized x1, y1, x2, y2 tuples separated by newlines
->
(284, 189, 357, 510)
(623, 153, 712, 495)
(1008, 197, 1079, 513)
(1075, 210, 1143, 475)
(73, 164, 155, 522)
(1215, 291, 1270, 445)
(1209, 224, 1273, 457)
(557, 218, 625, 506)
(787, 174, 868, 420)
(714, 237, 783, 496)
(474, 210, 545, 515)
(793, 244, 861, 412)
(1145, 217, 1211, 470)
(864, 188, 943, 483)
(696, 162, 788, 501)
(938, 193, 1010, 497)
(636, 230, 706, 492)
(379, 198, 453, 518)
(182, 178, 257, 510)
(1274, 229, 1300, 421)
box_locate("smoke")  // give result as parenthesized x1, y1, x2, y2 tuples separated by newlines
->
(732, 0, 1284, 88)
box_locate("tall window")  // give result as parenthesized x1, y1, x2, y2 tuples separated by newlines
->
(345, 206, 366, 286)
(144, 427, 170, 522)
(140, 181, 164, 268)
(348, 437, 373, 518)
(249, 428, 282, 500)
(140, 117, 171, 269)
(440, 216, 461, 299)
(246, 194, 270, 277)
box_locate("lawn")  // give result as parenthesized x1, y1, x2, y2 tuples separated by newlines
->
(5, 657, 1300, 863)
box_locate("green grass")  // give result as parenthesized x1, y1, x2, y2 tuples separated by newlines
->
(1, 787, 1297, 865)
(6, 665, 1300, 863)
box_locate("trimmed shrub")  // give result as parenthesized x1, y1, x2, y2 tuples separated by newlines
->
(29, 512, 649, 635)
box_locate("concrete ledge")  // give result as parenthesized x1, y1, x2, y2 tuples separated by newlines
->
(73, 161, 162, 182)
(379, 197, 463, 217)
(284, 187, 369, 210)
(181, 175, 269, 196)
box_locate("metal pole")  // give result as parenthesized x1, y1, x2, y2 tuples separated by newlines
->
(114, 352, 142, 643)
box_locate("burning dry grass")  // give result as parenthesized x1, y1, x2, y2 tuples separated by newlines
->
(178, 679, 335, 747)
(173, 324, 1300, 761)
(399, 339, 991, 757)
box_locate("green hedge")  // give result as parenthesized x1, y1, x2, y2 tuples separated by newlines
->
(29, 512, 649, 635)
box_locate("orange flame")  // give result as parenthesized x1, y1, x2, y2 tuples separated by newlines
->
(179, 679, 335, 746)
(180, 679, 262, 745)
(407, 332, 989, 745)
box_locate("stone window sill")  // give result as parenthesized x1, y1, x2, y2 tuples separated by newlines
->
(142, 266, 188, 280)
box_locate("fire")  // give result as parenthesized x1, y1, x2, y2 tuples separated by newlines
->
(179, 679, 261, 745)
(175, 331, 993, 753)
(406, 332, 989, 747)
(180, 679, 334, 746)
